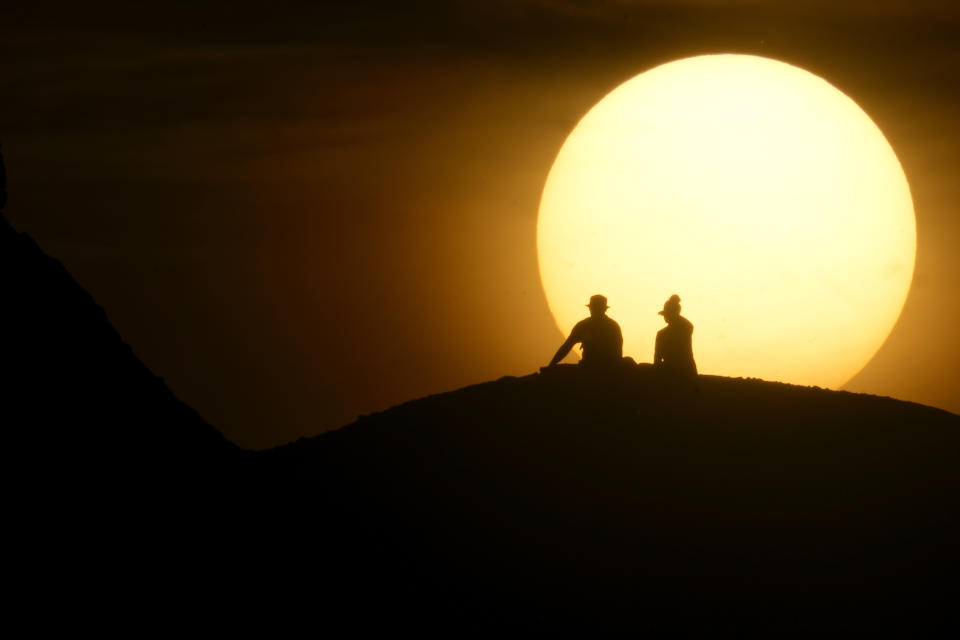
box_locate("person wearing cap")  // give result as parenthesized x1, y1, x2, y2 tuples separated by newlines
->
(653, 294, 697, 379)
(547, 294, 623, 368)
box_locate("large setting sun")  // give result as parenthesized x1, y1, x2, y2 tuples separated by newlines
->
(538, 54, 916, 388)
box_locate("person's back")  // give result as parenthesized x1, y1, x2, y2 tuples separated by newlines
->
(653, 294, 697, 378)
(548, 294, 624, 368)
(572, 314, 623, 367)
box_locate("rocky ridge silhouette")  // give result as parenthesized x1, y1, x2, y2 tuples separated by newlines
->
(4, 215, 959, 631)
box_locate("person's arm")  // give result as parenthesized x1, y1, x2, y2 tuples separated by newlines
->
(615, 323, 623, 359)
(548, 324, 581, 366)
(653, 331, 663, 366)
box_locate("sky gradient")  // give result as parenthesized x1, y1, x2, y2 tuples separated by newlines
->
(4, 1, 958, 448)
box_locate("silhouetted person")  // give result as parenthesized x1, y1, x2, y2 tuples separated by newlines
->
(548, 294, 623, 368)
(653, 294, 697, 380)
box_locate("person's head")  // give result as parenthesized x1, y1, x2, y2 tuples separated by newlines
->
(658, 294, 681, 323)
(586, 294, 609, 318)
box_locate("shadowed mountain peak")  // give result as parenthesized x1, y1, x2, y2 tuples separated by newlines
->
(1, 218, 239, 485)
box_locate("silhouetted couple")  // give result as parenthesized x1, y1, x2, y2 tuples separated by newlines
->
(548, 293, 697, 379)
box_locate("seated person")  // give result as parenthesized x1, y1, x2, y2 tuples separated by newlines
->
(548, 294, 623, 368)
(653, 294, 698, 379)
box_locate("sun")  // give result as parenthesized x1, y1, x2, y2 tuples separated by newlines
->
(537, 54, 915, 388)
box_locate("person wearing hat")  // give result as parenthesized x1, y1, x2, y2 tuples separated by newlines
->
(653, 294, 697, 379)
(547, 294, 623, 368)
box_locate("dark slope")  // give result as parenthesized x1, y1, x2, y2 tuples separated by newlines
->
(270, 369, 960, 631)
(1, 218, 274, 628)
(5, 213, 959, 630)
(2, 219, 237, 462)
(1, 217, 248, 558)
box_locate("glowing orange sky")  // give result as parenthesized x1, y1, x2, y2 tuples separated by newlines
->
(3, 1, 958, 448)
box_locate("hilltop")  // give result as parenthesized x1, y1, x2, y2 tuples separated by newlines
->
(4, 215, 959, 631)
(268, 368, 959, 630)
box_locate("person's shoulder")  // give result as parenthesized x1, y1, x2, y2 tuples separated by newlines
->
(603, 315, 623, 330)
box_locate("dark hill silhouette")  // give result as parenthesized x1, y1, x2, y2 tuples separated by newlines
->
(2, 219, 238, 466)
(271, 368, 960, 631)
(4, 213, 959, 631)
(1, 216, 249, 594)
